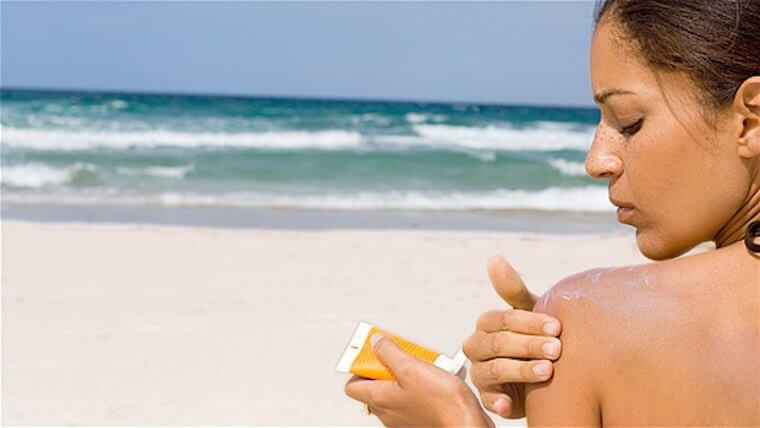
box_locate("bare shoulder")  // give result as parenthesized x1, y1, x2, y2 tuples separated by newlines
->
(525, 262, 682, 425)
(533, 263, 669, 327)
(524, 266, 638, 426)
(529, 247, 752, 367)
(533, 242, 757, 338)
(532, 263, 669, 359)
(527, 245, 760, 425)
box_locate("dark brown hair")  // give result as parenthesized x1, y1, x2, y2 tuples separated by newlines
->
(595, 0, 760, 110)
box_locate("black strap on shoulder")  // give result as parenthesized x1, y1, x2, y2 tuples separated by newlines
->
(745, 221, 760, 253)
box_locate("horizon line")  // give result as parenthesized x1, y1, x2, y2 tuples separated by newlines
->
(0, 85, 599, 111)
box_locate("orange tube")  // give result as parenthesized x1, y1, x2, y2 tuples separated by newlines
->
(336, 322, 465, 380)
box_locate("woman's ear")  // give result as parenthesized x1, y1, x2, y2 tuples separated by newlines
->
(735, 76, 760, 159)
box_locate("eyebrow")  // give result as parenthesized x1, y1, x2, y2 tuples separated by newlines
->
(593, 88, 635, 104)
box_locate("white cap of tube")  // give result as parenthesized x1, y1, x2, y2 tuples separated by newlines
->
(433, 348, 467, 374)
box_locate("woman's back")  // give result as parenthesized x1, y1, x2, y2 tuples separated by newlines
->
(527, 243, 760, 425)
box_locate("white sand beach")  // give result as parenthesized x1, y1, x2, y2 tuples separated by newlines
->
(4, 220, 694, 425)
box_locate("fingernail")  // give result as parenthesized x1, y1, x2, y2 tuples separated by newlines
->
(532, 361, 551, 377)
(543, 321, 560, 335)
(542, 340, 560, 358)
(494, 398, 508, 416)
(370, 333, 384, 347)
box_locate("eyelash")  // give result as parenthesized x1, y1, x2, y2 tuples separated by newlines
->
(620, 118, 644, 137)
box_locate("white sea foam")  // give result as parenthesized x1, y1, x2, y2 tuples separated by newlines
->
(406, 113, 427, 124)
(3, 186, 614, 212)
(468, 151, 496, 162)
(109, 99, 128, 110)
(351, 113, 392, 126)
(1, 127, 364, 151)
(410, 123, 594, 151)
(2, 121, 593, 153)
(548, 158, 587, 177)
(1, 163, 96, 189)
(405, 112, 447, 124)
(116, 164, 194, 179)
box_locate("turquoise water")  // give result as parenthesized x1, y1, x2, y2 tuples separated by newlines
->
(1, 89, 608, 212)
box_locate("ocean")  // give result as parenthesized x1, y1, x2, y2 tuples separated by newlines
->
(1, 89, 622, 232)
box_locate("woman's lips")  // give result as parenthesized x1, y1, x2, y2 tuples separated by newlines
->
(616, 206, 635, 223)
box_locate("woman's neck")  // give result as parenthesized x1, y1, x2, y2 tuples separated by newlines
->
(714, 180, 760, 249)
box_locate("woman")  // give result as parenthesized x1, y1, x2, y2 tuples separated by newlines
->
(344, 0, 760, 425)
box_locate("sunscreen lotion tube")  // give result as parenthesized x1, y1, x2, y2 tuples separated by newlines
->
(336, 322, 467, 380)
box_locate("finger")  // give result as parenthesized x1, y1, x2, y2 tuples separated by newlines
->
(488, 255, 537, 310)
(370, 334, 422, 385)
(475, 309, 561, 337)
(479, 392, 513, 418)
(471, 358, 553, 388)
(345, 375, 402, 408)
(344, 375, 372, 403)
(463, 330, 562, 361)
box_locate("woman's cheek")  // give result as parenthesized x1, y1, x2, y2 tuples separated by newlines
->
(635, 124, 732, 257)
(626, 133, 696, 258)
(627, 134, 674, 214)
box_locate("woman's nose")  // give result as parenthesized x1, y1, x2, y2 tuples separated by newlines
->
(585, 128, 623, 180)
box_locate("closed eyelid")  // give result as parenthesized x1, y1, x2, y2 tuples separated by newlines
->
(601, 108, 641, 129)
(620, 118, 644, 136)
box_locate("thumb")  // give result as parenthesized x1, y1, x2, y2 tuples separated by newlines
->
(370, 334, 418, 383)
(487, 255, 537, 310)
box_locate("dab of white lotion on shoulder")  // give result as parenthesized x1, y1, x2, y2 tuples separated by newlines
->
(336, 322, 466, 380)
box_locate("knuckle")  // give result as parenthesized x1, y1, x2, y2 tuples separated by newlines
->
(399, 358, 423, 381)
(523, 337, 535, 356)
(470, 363, 486, 388)
(397, 362, 415, 380)
(462, 335, 475, 358)
(487, 361, 502, 383)
(476, 312, 487, 328)
(476, 310, 495, 329)
(489, 333, 504, 356)
(500, 311, 514, 331)
(520, 361, 536, 382)
(468, 331, 491, 361)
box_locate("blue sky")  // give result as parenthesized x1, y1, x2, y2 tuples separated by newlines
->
(1, 1, 597, 106)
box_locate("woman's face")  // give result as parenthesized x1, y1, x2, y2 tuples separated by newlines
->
(587, 20, 753, 260)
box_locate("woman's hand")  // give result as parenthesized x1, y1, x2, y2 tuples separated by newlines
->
(462, 256, 562, 419)
(345, 334, 494, 427)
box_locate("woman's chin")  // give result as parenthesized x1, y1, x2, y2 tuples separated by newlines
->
(635, 230, 692, 261)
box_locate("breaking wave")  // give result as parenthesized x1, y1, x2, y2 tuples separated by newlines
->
(3, 186, 614, 212)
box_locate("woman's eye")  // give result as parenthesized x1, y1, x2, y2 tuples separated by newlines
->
(620, 118, 644, 137)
